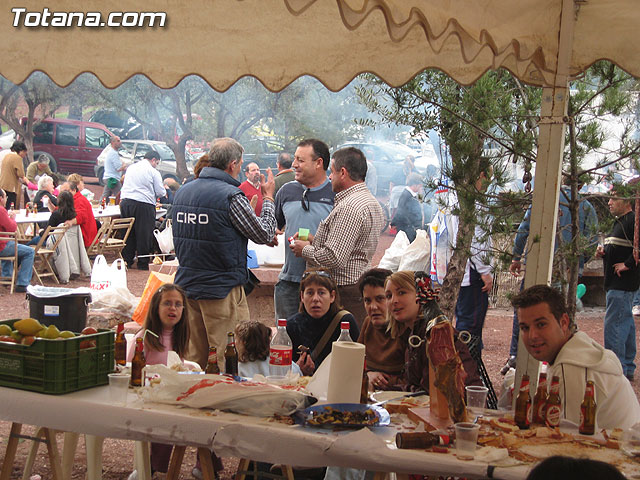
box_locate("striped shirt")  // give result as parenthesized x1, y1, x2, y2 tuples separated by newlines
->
(229, 193, 276, 244)
(302, 182, 384, 286)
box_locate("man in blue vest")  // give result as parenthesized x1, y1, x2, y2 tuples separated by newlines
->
(172, 137, 276, 370)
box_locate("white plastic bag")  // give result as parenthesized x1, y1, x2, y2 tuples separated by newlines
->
(378, 231, 409, 272)
(154, 221, 174, 254)
(398, 229, 430, 271)
(110, 258, 127, 290)
(141, 365, 314, 416)
(89, 255, 111, 291)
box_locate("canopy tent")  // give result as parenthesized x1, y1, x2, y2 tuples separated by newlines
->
(5, 0, 639, 387)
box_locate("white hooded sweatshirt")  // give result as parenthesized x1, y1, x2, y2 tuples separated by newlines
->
(549, 331, 640, 430)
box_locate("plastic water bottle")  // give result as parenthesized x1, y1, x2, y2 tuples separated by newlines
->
(337, 321, 352, 342)
(269, 319, 293, 376)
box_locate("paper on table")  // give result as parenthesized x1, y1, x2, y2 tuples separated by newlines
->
(327, 341, 365, 404)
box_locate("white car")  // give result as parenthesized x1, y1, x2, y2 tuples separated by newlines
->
(94, 140, 192, 185)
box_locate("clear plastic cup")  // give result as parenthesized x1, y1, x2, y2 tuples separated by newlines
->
(109, 196, 116, 206)
(465, 385, 489, 414)
(454, 422, 480, 460)
(108, 373, 130, 405)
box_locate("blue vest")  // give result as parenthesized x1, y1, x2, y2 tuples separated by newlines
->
(172, 167, 248, 299)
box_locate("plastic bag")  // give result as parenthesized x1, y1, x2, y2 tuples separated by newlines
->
(90, 285, 137, 317)
(132, 271, 176, 325)
(378, 231, 409, 272)
(89, 255, 111, 291)
(154, 221, 174, 254)
(398, 229, 430, 271)
(141, 365, 315, 416)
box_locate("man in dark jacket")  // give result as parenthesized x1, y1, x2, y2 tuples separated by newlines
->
(596, 186, 640, 381)
(172, 138, 276, 370)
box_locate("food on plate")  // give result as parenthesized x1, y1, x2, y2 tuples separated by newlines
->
(427, 319, 467, 423)
(488, 417, 519, 433)
(13, 318, 44, 336)
(307, 406, 377, 426)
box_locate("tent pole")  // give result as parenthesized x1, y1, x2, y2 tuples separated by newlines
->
(513, 0, 576, 400)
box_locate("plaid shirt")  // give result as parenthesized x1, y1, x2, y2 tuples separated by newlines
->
(229, 194, 276, 244)
(302, 182, 384, 285)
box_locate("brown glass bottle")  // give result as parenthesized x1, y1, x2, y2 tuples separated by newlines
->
(579, 380, 597, 435)
(114, 322, 126, 367)
(205, 346, 221, 374)
(532, 372, 548, 424)
(224, 332, 238, 376)
(514, 374, 531, 429)
(130, 337, 146, 387)
(545, 375, 562, 428)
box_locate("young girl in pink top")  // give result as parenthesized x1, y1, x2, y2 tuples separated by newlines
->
(127, 284, 189, 478)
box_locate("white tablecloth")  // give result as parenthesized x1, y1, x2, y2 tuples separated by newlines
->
(0, 386, 528, 479)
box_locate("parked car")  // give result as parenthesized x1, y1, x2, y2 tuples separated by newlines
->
(94, 139, 192, 185)
(88, 109, 145, 140)
(336, 141, 439, 194)
(28, 118, 115, 177)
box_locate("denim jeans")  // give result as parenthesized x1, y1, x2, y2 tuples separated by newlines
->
(634, 288, 640, 307)
(274, 280, 301, 321)
(0, 241, 35, 287)
(604, 289, 636, 376)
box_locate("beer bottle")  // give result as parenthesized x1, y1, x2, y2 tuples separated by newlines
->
(205, 346, 221, 374)
(130, 337, 146, 387)
(545, 375, 562, 428)
(532, 371, 548, 424)
(114, 322, 126, 367)
(514, 374, 531, 429)
(579, 380, 597, 435)
(224, 332, 238, 376)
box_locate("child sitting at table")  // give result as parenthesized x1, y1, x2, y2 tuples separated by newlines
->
(127, 284, 190, 479)
(235, 320, 302, 378)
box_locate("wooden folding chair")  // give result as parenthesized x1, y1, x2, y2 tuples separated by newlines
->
(86, 218, 111, 259)
(0, 231, 19, 294)
(31, 224, 69, 285)
(101, 217, 135, 260)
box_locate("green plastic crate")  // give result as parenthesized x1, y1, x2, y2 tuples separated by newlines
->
(0, 319, 115, 394)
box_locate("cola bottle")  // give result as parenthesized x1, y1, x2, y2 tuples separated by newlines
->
(337, 321, 352, 342)
(269, 319, 293, 376)
(224, 332, 238, 376)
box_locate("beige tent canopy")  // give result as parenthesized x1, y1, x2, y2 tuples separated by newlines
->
(2, 0, 639, 90)
(4, 0, 639, 380)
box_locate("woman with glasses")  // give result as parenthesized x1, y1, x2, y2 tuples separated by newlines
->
(286, 269, 359, 376)
(385, 270, 482, 393)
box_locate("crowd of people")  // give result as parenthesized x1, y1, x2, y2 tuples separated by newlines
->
(0, 131, 637, 478)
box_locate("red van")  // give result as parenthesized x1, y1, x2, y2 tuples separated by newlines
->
(28, 118, 114, 177)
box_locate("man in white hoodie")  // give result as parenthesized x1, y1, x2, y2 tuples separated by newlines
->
(512, 284, 640, 430)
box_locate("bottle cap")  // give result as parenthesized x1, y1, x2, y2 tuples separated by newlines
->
(341, 322, 350, 329)
(277, 319, 287, 327)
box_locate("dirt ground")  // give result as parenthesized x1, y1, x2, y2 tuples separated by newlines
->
(0, 178, 638, 478)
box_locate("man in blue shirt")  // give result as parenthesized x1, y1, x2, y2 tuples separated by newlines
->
(274, 139, 335, 320)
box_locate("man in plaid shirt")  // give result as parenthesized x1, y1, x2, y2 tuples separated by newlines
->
(291, 147, 384, 324)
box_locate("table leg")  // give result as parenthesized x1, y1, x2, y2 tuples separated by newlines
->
(234, 458, 251, 480)
(166, 445, 186, 480)
(134, 441, 152, 480)
(61, 432, 80, 479)
(85, 435, 105, 480)
(21, 427, 45, 480)
(43, 428, 63, 480)
(1, 423, 21, 480)
(197, 448, 216, 480)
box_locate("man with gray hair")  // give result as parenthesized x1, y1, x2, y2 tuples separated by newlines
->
(172, 137, 277, 369)
(274, 151, 294, 195)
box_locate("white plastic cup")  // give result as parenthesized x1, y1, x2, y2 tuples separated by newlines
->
(108, 373, 130, 405)
(465, 385, 489, 414)
(454, 422, 480, 460)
